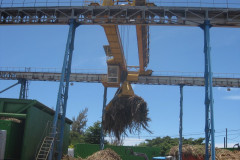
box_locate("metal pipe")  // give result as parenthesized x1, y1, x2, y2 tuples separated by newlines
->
(178, 85, 183, 160)
(100, 87, 108, 150)
(0, 113, 26, 119)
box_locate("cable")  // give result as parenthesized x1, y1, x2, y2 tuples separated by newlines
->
(126, 25, 129, 65)
(215, 132, 240, 138)
(229, 135, 240, 140)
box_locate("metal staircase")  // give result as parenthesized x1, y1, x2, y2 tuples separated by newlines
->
(36, 136, 54, 160)
(35, 121, 59, 160)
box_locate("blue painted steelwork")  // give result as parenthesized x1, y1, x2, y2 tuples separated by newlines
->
(100, 87, 107, 150)
(178, 85, 183, 160)
(201, 19, 215, 160)
(0, 82, 19, 94)
(19, 78, 27, 99)
(48, 19, 79, 160)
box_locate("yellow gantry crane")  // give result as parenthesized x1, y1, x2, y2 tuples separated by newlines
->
(99, 0, 152, 92)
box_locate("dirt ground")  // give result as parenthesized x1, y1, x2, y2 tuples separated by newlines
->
(62, 148, 122, 160)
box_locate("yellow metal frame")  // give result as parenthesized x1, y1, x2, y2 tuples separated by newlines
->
(101, 0, 153, 87)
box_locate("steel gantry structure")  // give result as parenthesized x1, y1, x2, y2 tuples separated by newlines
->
(1, 1, 240, 160)
(1, 70, 240, 88)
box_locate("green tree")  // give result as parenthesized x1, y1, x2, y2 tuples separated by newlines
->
(84, 121, 104, 144)
(84, 121, 101, 144)
(70, 108, 88, 145)
(69, 131, 85, 145)
(72, 108, 88, 134)
(183, 137, 205, 145)
(138, 136, 204, 156)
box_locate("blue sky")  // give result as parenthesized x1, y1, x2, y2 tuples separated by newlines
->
(1, 23, 240, 147)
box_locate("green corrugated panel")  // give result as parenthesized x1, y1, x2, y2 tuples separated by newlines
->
(74, 144, 160, 160)
(0, 98, 72, 160)
(0, 98, 35, 113)
(74, 144, 100, 158)
(21, 106, 54, 160)
(20, 106, 71, 160)
(0, 120, 24, 160)
(63, 124, 71, 154)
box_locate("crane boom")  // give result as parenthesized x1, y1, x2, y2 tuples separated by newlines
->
(135, 0, 152, 75)
(101, 0, 152, 87)
(103, 25, 127, 71)
(136, 25, 149, 74)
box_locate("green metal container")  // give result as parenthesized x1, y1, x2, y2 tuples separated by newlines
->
(0, 98, 72, 160)
(0, 120, 24, 159)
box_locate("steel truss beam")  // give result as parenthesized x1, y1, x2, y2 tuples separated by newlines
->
(48, 19, 79, 160)
(1, 71, 240, 88)
(1, 6, 240, 27)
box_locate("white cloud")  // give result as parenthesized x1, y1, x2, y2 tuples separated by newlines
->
(224, 95, 240, 100)
(123, 138, 146, 146)
(105, 137, 145, 146)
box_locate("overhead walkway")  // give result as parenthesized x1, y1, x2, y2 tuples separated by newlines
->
(0, 5, 240, 27)
(1, 70, 240, 88)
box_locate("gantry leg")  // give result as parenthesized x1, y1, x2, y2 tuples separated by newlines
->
(48, 19, 79, 160)
(100, 87, 108, 150)
(201, 19, 215, 160)
(19, 78, 28, 99)
(178, 85, 183, 160)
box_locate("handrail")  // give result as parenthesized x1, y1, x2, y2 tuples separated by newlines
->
(0, 67, 106, 74)
(1, 67, 240, 78)
(0, 0, 240, 8)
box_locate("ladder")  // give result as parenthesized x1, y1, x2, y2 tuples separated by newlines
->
(35, 136, 54, 160)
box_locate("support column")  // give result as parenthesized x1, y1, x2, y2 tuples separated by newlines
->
(178, 85, 183, 160)
(226, 128, 227, 148)
(48, 19, 79, 160)
(100, 87, 108, 150)
(201, 19, 215, 160)
(19, 78, 28, 99)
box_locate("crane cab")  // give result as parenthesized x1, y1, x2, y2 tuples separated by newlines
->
(102, 65, 121, 87)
